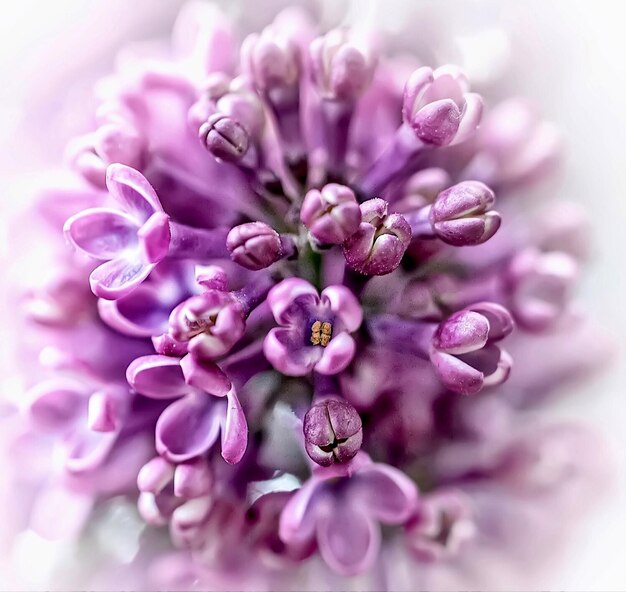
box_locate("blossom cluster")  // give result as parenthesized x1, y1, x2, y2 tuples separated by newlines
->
(2, 3, 608, 590)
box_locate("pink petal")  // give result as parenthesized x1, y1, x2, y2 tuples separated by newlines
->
(220, 389, 248, 464)
(315, 333, 356, 375)
(279, 478, 324, 545)
(316, 500, 380, 576)
(452, 92, 483, 145)
(320, 286, 363, 332)
(352, 463, 418, 524)
(26, 379, 88, 432)
(263, 328, 319, 376)
(180, 354, 231, 397)
(267, 278, 319, 325)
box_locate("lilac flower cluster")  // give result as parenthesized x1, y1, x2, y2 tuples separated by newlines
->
(3, 4, 609, 590)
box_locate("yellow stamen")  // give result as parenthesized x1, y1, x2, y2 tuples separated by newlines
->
(310, 320, 332, 347)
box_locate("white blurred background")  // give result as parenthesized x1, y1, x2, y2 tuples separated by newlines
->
(0, 0, 625, 589)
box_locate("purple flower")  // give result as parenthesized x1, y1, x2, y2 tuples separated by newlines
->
(278, 453, 418, 575)
(402, 65, 483, 146)
(343, 198, 412, 275)
(264, 278, 363, 376)
(126, 354, 247, 464)
(430, 302, 514, 395)
(303, 399, 363, 467)
(300, 184, 361, 246)
(64, 164, 171, 299)
(405, 489, 476, 562)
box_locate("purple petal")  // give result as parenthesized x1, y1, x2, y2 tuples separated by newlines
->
(98, 284, 172, 337)
(351, 463, 418, 523)
(264, 327, 320, 376)
(430, 350, 484, 395)
(138, 211, 171, 264)
(106, 163, 163, 223)
(279, 478, 324, 545)
(64, 208, 139, 260)
(156, 393, 222, 463)
(137, 456, 176, 494)
(315, 333, 356, 375)
(452, 92, 483, 145)
(316, 499, 380, 576)
(180, 354, 231, 397)
(89, 256, 154, 300)
(126, 355, 189, 399)
(26, 379, 87, 432)
(62, 427, 118, 472)
(267, 278, 319, 325)
(220, 389, 248, 464)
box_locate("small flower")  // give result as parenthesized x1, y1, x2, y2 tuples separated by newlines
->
(278, 453, 418, 575)
(303, 399, 363, 467)
(430, 302, 514, 395)
(300, 184, 361, 246)
(263, 278, 363, 376)
(402, 65, 483, 146)
(343, 198, 412, 275)
(126, 354, 247, 464)
(406, 489, 476, 562)
(199, 113, 250, 162)
(64, 164, 170, 300)
(168, 290, 246, 361)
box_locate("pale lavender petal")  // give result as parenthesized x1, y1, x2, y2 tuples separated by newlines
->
(320, 286, 363, 332)
(89, 256, 154, 300)
(106, 163, 163, 223)
(220, 389, 248, 464)
(64, 208, 139, 260)
(315, 332, 356, 375)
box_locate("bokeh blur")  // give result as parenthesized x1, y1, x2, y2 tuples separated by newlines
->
(0, 1, 624, 589)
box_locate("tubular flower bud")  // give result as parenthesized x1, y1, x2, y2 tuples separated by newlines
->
(429, 181, 501, 246)
(343, 198, 411, 275)
(303, 399, 363, 466)
(402, 65, 483, 146)
(300, 184, 361, 246)
(430, 302, 514, 395)
(227, 222, 296, 270)
(199, 113, 250, 162)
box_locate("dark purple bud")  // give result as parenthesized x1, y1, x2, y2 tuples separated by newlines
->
(199, 113, 249, 162)
(303, 399, 363, 467)
(343, 198, 411, 276)
(300, 184, 361, 245)
(429, 181, 501, 246)
(430, 303, 514, 395)
(226, 222, 284, 271)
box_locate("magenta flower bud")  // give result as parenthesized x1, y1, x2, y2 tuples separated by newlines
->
(87, 391, 120, 433)
(403, 65, 483, 146)
(300, 184, 361, 246)
(429, 181, 501, 246)
(505, 248, 579, 331)
(199, 113, 250, 162)
(309, 29, 376, 101)
(226, 222, 283, 270)
(303, 399, 363, 467)
(430, 302, 514, 395)
(343, 198, 411, 275)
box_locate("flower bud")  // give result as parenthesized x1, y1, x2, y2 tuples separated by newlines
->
(226, 222, 283, 270)
(303, 399, 363, 467)
(343, 198, 411, 275)
(403, 65, 483, 146)
(300, 184, 361, 245)
(430, 302, 514, 395)
(429, 181, 501, 246)
(199, 113, 250, 162)
(505, 248, 578, 331)
(309, 29, 376, 101)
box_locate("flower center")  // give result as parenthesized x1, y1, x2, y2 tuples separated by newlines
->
(310, 320, 333, 347)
